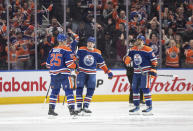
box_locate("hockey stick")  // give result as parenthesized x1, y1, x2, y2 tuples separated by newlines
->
(158, 74, 177, 77)
(138, 65, 145, 76)
(138, 66, 176, 78)
(62, 95, 66, 105)
(44, 85, 51, 104)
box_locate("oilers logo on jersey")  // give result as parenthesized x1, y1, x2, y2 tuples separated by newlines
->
(134, 54, 142, 65)
(84, 55, 94, 66)
(170, 51, 177, 58)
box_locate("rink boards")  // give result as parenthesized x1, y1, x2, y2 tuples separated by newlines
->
(0, 69, 193, 104)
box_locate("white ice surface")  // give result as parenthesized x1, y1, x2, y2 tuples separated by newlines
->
(0, 101, 193, 131)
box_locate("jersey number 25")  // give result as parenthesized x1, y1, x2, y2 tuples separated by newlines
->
(50, 53, 62, 66)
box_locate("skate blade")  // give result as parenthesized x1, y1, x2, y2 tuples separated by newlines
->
(81, 112, 91, 116)
(48, 115, 58, 119)
(142, 111, 153, 116)
(129, 112, 140, 115)
(77, 111, 84, 116)
(72, 115, 78, 119)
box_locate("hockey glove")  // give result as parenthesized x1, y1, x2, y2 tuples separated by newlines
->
(75, 68, 80, 74)
(149, 69, 157, 78)
(108, 72, 113, 79)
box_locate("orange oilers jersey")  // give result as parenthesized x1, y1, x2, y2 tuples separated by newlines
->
(15, 40, 30, 61)
(112, 10, 127, 30)
(185, 49, 193, 64)
(5, 46, 17, 63)
(165, 46, 180, 67)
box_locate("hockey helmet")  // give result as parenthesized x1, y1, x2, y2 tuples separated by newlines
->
(57, 33, 67, 42)
(137, 35, 146, 43)
(87, 37, 96, 43)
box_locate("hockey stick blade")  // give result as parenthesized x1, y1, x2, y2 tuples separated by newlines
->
(158, 74, 178, 77)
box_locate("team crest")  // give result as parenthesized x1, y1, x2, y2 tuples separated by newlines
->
(84, 55, 94, 66)
(170, 52, 177, 58)
(134, 54, 142, 65)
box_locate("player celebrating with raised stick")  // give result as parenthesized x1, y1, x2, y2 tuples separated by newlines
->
(75, 36, 113, 115)
(46, 33, 78, 116)
(123, 35, 158, 114)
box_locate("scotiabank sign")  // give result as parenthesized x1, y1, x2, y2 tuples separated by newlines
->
(0, 69, 192, 97)
(0, 77, 47, 92)
(0, 71, 50, 97)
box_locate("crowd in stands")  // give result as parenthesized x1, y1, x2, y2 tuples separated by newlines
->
(0, 0, 193, 70)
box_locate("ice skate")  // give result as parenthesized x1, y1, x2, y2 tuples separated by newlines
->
(83, 108, 92, 113)
(68, 106, 78, 118)
(48, 109, 58, 116)
(82, 107, 92, 116)
(76, 107, 84, 116)
(142, 106, 153, 115)
(129, 106, 140, 115)
(48, 105, 58, 116)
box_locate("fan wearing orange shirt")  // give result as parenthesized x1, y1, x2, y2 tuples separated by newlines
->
(165, 40, 180, 68)
(184, 39, 193, 68)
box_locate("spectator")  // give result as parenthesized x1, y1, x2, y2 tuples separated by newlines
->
(146, 33, 160, 59)
(102, 1, 115, 25)
(69, 0, 85, 32)
(14, 32, 31, 70)
(182, 24, 193, 42)
(174, 33, 184, 67)
(112, 5, 127, 30)
(146, 17, 160, 39)
(5, 44, 17, 70)
(76, 22, 87, 46)
(165, 39, 180, 68)
(184, 39, 193, 68)
(175, 7, 186, 33)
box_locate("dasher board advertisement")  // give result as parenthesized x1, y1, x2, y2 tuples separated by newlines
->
(0, 69, 193, 104)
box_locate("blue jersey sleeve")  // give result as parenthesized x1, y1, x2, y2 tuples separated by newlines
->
(64, 50, 75, 68)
